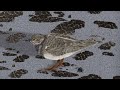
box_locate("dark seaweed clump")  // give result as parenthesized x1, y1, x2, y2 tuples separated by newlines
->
(68, 15, 71, 18)
(62, 62, 71, 67)
(30, 16, 66, 22)
(12, 64, 15, 67)
(0, 66, 10, 70)
(13, 55, 29, 62)
(35, 11, 52, 17)
(9, 28, 12, 31)
(2, 52, 17, 56)
(94, 21, 118, 29)
(0, 11, 23, 22)
(35, 55, 45, 59)
(0, 24, 3, 27)
(29, 11, 66, 22)
(54, 11, 65, 17)
(77, 67, 84, 72)
(102, 52, 114, 56)
(113, 76, 120, 79)
(73, 51, 94, 60)
(0, 61, 6, 63)
(88, 11, 102, 14)
(79, 74, 102, 79)
(37, 70, 49, 74)
(51, 19, 85, 35)
(6, 33, 26, 43)
(98, 41, 116, 50)
(5, 48, 15, 50)
(0, 31, 9, 34)
(9, 69, 28, 78)
(51, 70, 79, 77)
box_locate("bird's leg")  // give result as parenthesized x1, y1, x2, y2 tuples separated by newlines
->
(44, 59, 64, 71)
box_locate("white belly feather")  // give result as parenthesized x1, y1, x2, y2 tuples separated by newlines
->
(44, 52, 75, 60)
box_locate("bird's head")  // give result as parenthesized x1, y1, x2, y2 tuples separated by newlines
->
(30, 34, 45, 45)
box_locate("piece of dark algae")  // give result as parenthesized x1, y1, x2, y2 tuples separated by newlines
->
(68, 15, 71, 18)
(62, 62, 71, 67)
(88, 11, 102, 14)
(0, 66, 10, 70)
(74, 51, 94, 60)
(22, 55, 29, 59)
(98, 41, 116, 50)
(13, 55, 29, 62)
(8, 69, 28, 78)
(6, 33, 26, 43)
(37, 70, 48, 74)
(77, 67, 84, 72)
(78, 74, 102, 79)
(94, 21, 118, 29)
(2, 52, 17, 56)
(51, 19, 85, 35)
(5, 48, 15, 50)
(102, 52, 114, 56)
(113, 76, 120, 79)
(54, 11, 65, 17)
(51, 70, 79, 77)
(0, 61, 6, 63)
(35, 55, 45, 59)
(9, 28, 12, 31)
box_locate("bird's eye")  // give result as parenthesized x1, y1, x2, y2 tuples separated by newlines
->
(31, 39, 35, 42)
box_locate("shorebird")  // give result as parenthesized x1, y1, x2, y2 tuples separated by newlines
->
(31, 33, 103, 71)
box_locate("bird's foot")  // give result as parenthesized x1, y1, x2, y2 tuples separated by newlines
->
(37, 59, 64, 73)
(37, 68, 57, 74)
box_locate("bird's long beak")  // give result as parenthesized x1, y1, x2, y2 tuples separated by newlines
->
(30, 41, 40, 45)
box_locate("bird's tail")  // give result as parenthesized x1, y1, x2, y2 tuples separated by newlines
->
(76, 35, 105, 49)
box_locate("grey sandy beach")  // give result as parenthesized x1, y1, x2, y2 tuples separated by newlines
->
(0, 11, 120, 79)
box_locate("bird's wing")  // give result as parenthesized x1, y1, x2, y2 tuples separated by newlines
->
(44, 33, 98, 56)
(44, 35, 76, 56)
(55, 34, 77, 41)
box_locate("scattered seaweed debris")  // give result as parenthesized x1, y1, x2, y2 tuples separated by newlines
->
(29, 16, 66, 22)
(16, 51, 20, 53)
(113, 76, 120, 79)
(29, 11, 66, 23)
(2, 52, 17, 56)
(12, 64, 15, 67)
(35, 55, 45, 59)
(6, 33, 26, 43)
(0, 61, 6, 63)
(54, 11, 65, 17)
(37, 70, 48, 74)
(62, 62, 71, 67)
(102, 52, 114, 56)
(9, 28, 12, 31)
(0, 66, 10, 70)
(51, 19, 85, 35)
(88, 11, 102, 14)
(68, 15, 71, 18)
(9, 69, 28, 78)
(79, 74, 102, 79)
(73, 51, 94, 60)
(77, 67, 84, 72)
(0, 11, 23, 22)
(13, 55, 29, 62)
(0, 31, 9, 34)
(0, 24, 3, 27)
(5, 48, 16, 50)
(98, 41, 116, 50)
(51, 70, 79, 77)
(35, 11, 52, 17)
(94, 21, 118, 29)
